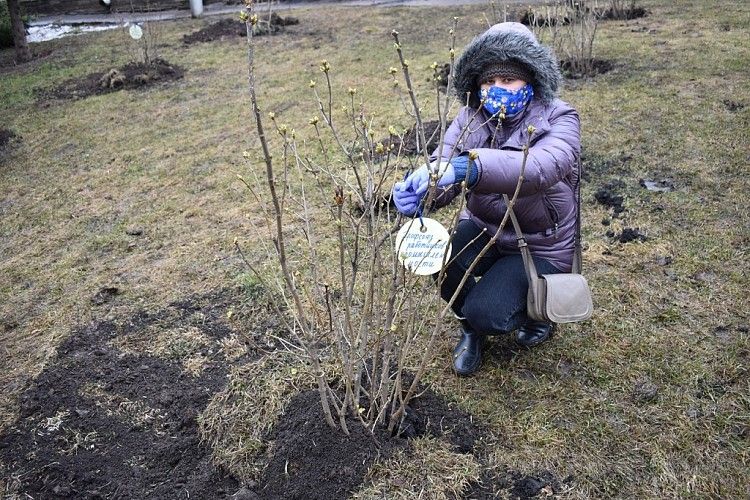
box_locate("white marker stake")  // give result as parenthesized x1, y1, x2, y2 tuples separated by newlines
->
(128, 24, 143, 40)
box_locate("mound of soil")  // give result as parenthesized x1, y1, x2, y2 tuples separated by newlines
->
(598, 7, 648, 20)
(38, 58, 184, 101)
(0, 291, 243, 498)
(256, 390, 399, 500)
(520, 10, 570, 27)
(430, 62, 450, 93)
(253, 383, 484, 499)
(0, 128, 18, 153)
(182, 14, 299, 44)
(561, 58, 614, 79)
(380, 119, 442, 159)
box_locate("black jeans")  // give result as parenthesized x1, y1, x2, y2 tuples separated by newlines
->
(439, 219, 562, 334)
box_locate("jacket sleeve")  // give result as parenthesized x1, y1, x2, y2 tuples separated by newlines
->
(430, 107, 468, 163)
(471, 105, 580, 196)
(428, 109, 470, 209)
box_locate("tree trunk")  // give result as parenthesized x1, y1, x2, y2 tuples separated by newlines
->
(8, 0, 31, 63)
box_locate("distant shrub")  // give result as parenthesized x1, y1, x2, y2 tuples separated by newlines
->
(0, 1, 12, 49)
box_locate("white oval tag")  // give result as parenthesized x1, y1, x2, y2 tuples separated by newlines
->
(129, 24, 143, 40)
(395, 217, 452, 276)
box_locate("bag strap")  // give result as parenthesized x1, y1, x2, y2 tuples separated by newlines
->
(504, 157, 583, 280)
(502, 194, 540, 285)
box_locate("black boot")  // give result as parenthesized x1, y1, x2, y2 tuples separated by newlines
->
(515, 320, 554, 348)
(452, 322, 484, 376)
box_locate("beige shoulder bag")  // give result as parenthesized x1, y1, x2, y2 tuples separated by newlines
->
(502, 177, 593, 323)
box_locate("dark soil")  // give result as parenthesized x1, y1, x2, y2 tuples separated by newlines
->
(381, 119, 442, 158)
(0, 284, 532, 499)
(255, 390, 399, 500)
(0, 291, 245, 499)
(594, 180, 626, 215)
(607, 227, 647, 243)
(0, 128, 18, 153)
(182, 14, 299, 44)
(581, 151, 633, 181)
(561, 58, 614, 79)
(253, 382, 484, 499)
(467, 468, 572, 499)
(431, 62, 450, 93)
(597, 7, 648, 20)
(520, 10, 570, 27)
(722, 99, 745, 112)
(37, 58, 184, 101)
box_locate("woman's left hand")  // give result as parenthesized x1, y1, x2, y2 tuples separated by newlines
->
(403, 161, 455, 196)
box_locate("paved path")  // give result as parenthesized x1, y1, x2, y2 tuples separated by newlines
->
(28, 0, 542, 26)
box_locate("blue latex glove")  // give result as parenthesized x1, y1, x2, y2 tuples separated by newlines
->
(403, 161, 456, 196)
(392, 182, 421, 216)
(437, 162, 456, 188)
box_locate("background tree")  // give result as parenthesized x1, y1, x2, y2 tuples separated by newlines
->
(7, 0, 30, 63)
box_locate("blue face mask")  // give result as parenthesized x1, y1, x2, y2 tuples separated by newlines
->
(478, 83, 534, 118)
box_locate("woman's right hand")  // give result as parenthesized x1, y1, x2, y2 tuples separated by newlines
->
(392, 181, 421, 216)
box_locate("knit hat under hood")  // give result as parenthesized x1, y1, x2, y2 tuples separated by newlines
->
(453, 22, 561, 108)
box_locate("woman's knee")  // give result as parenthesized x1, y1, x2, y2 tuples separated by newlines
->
(462, 299, 516, 334)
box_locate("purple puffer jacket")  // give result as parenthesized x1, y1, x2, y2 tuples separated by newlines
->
(431, 98, 581, 271)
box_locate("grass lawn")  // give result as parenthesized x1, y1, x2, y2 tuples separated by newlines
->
(1, 0, 749, 497)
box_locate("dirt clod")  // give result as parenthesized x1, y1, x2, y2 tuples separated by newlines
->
(468, 468, 565, 499)
(722, 99, 745, 112)
(656, 255, 673, 266)
(633, 378, 659, 403)
(91, 286, 121, 305)
(0, 128, 18, 152)
(594, 181, 626, 214)
(607, 227, 647, 243)
(511, 470, 559, 498)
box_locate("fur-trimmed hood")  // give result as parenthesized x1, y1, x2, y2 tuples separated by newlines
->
(453, 22, 561, 108)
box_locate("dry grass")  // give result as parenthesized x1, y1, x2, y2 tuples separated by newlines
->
(1, 0, 749, 497)
(354, 436, 481, 499)
(197, 350, 318, 480)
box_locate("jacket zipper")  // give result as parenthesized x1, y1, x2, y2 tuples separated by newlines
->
(543, 195, 559, 238)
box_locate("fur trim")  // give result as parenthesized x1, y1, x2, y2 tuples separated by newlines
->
(453, 22, 561, 107)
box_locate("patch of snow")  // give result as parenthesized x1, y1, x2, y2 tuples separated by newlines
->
(27, 23, 122, 43)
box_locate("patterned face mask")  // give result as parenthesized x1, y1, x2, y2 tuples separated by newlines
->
(478, 83, 534, 118)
